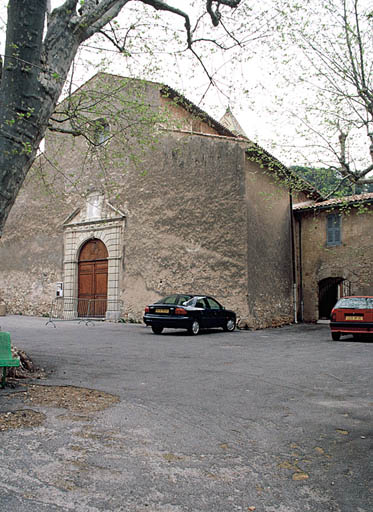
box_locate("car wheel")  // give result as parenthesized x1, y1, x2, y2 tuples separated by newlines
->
(223, 318, 235, 332)
(151, 326, 163, 334)
(188, 320, 200, 335)
(331, 332, 340, 341)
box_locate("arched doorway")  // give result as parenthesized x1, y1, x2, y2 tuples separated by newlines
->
(318, 277, 351, 319)
(78, 239, 108, 317)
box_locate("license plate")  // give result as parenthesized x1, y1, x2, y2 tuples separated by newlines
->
(345, 315, 363, 321)
(155, 308, 169, 314)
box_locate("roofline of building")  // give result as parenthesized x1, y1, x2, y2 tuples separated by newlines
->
(293, 193, 373, 213)
(159, 85, 242, 139)
(54, 72, 322, 201)
(54, 72, 240, 139)
(245, 143, 322, 201)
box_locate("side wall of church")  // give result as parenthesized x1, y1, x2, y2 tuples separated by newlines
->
(244, 159, 294, 328)
(114, 132, 250, 320)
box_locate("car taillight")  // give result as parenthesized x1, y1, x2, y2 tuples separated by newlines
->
(331, 311, 336, 321)
(145, 306, 150, 313)
(175, 307, 187, 315)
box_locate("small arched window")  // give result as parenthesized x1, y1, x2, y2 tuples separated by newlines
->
(92, 118, 110, 145)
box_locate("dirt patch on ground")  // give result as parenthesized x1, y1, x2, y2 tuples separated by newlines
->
(0, 385, 120, 430)
(25, 385, 120, 412)
(0, 409, 46, 431)
(1, 347, 119, 430)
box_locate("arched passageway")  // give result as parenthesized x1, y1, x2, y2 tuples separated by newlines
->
(318, 277, 351, 319)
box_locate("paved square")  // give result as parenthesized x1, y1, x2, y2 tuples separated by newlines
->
(0, 316, 372, 511)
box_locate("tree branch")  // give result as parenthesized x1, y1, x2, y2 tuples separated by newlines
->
(320, 174, 351, 201)
(47, 124, 81, 136)
(206, 0, 240, 27)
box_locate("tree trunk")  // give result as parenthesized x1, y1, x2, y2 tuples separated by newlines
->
(0, 0, 81, 236)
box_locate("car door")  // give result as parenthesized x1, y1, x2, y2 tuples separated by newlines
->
(194, 298, 210, 328)
(204, 297, 224, 328)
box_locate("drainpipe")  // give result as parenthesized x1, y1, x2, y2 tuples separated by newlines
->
(289, 192, 297, 323)
(298, 215, 304, 322)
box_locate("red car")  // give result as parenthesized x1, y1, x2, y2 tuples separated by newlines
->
(330, 296, 373, 340)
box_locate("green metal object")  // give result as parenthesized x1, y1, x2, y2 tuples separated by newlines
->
(0, 332, 20, 388)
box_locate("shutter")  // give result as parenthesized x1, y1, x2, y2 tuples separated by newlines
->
(327, 214, 334, 245)
(334, 216, 341, 243)
(327, 214, 341, 246)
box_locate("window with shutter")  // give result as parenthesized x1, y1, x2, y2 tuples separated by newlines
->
(326, 213, 341, 246)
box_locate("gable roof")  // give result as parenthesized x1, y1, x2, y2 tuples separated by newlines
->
(55, 72, 322, 201)
(158, 80, 321, 200)
(219, 106, 248, 138)
(293, 192, 373, 212)
(159, 85, 240, 138)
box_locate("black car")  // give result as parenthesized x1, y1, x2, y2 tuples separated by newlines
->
(143, 294, 236, 335)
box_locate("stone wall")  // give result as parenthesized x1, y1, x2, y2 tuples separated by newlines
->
(295, 205, 373, 322)
(244, 159, 294, 328)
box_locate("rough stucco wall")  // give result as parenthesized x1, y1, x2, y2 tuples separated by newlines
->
(245, 161, 294, 328)
(0, 131, 249, 319)
(117, 133, 249, 319)
(297, 207, 373, 322)
(0, 172, 68, 315)
(159, 96, 221, 136)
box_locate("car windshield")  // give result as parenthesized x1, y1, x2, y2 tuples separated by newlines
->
(156, 295, 191, 305)
(334, 297, 373, 309)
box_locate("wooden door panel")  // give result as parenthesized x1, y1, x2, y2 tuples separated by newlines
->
(78, 263, 94, 296)
(95, 272, 108, 297)
(78, 240, 108, 317)
(94, 262, 108, 316)
(95, 260, 108, 271)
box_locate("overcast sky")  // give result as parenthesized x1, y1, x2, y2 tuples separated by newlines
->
(1, 1, 371, 173)
(0, 1, 282, 151)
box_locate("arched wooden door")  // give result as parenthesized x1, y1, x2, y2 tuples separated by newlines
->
(78, 239, 108, 317)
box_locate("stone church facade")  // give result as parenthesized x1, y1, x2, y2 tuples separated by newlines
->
(1, 73, 370, 328)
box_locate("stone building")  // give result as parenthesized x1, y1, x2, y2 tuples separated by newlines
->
(294, 193, 373, 322)
(4, 73, 370, 329)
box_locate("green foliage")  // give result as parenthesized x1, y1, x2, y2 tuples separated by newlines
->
(291, 165, 373, 197)
(263, 0, 373, 188)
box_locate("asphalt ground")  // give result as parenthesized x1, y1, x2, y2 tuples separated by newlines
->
(0, 315, 372, 512)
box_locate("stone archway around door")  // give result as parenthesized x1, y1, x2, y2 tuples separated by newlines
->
(78, 239, 108, 318)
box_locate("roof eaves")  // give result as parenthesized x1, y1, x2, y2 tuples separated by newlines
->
(245, 142, 322, 200)
(160, 85, 242, 139)
(294, 193, 373, 212)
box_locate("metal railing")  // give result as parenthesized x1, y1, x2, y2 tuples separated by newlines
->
(46, 297, 123, 327)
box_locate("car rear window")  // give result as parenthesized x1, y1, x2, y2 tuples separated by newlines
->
(334, 297, 373, 309)
(156, 295, 191, 305)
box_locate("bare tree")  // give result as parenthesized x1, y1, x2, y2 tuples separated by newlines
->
(268, 0, 373, 197)
(0, 0, 241, 236)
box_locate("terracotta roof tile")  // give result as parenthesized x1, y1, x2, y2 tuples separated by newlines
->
(293, 192, 373, 211)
